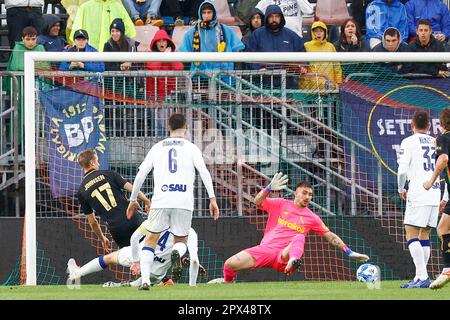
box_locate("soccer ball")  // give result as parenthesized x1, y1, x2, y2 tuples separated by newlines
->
(356, 263, 379, 283)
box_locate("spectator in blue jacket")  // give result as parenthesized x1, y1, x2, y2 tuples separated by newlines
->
(37, 15, 68, 52)
(246, 4, 306, 88)
(405, 0, 450, 42)
(178, 1, 244, 75)
(60, 29, 105, 72)
(366, 0, 408, 49)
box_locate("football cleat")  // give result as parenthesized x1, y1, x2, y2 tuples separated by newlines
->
(408, 278, 431, 288)
(430, 271, 450, 290)
(138, 282, 150, 291)
(102, 281, 126, 288)
(400, 279, 416, 288)
(66, 258, 80, 280)
(284, 258, 303, 275)
(171, 250, 182, 282)
(158, 278, 175, 286)
(207, 277, 226, 284)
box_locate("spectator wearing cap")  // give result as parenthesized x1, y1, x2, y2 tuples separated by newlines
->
(60, 29, 105, 72)
(366, 0, 408, 49)
(122, 0, 163, 26)
(37, 14, 69, 52)
(103, 18, 140, 71)
(70, 0, 136, 51)
(5, 0, 45, 49)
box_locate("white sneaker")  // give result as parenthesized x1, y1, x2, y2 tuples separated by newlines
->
(207, 277, 225, 284)
(430, 270, 450, 290)
(102, 281, 129, 288)
(66, 258, 80, 281)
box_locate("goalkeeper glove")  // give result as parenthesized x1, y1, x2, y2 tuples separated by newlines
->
(265, 172, 289, 192)
(343, 245, 370, 262)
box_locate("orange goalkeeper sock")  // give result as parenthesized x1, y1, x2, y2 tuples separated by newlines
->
(289, 235, 306, 260)
(223, 264, 237, 283)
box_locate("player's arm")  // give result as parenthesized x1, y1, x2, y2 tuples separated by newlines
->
(397, 140, 411, 200)
(254, 172, 289, 208)
(123, 182, 151, 214)
(127, 150, 154, 220)
(322, 231, 369, 262)
(192, 146, 219, 220)
(86, 213, 111, 253)
(424, 153, 448, 190)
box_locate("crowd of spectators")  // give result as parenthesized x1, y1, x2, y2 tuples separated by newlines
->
(4, 0, 450, 90)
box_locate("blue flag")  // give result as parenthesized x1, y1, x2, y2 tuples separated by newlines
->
(40, 87, 109, 198)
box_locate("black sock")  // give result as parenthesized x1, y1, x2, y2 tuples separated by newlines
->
(442, 234, 450, 268)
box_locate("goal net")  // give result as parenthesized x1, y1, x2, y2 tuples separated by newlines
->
(14, 51, 450, 286)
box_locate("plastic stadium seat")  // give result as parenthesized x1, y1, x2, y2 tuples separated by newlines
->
(215, 0, 241, 25)
(133, 25, 159, 51)
(171, 26, 191, 50)
(315, 0, 352, 25)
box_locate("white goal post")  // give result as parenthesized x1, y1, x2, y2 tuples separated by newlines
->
(24, 51, 450, 285)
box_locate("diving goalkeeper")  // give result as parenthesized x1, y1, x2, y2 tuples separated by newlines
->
(222, 173, 370, 282)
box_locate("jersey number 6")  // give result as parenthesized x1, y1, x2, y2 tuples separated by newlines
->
(168, 148, 177, 173)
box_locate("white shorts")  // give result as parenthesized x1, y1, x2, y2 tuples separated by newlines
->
(404, 205, 439, 228)
(145, 208, 193, 237)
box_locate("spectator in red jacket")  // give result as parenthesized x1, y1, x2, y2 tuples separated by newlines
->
(145, 29, 183, 135)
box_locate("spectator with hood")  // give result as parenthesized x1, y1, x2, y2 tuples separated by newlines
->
(366, 0, 408, 49)
(242, 8, 264, 48)
(246, 4, 306, 88)
(37, 15, 69, 52)
(178, 1, 244, 76)
(300, 21, 342, 91)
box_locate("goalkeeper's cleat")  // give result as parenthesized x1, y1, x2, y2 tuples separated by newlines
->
(408, 278, 431, 288)
(66, 258, 80, 280)
(430, 271, 450, 290)
(284, 258, 303, 275)
(171, 250, 182, 282)
(138, 282, 150, 291)
(400, 279, 416, 288)
(207, 277, 226, 284)
(158, 277, 175, 286)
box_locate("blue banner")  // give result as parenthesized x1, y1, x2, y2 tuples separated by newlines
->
(40, 87, 109, 198)
(339, 78, 448, 192)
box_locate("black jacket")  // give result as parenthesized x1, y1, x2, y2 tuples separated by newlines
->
(103, 36, 139, 71)
(403, 36, 447, 76)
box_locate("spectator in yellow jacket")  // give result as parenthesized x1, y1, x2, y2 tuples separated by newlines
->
(300, 21, 342, 91)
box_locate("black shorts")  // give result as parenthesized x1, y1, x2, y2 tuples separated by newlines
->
(108, 212, 146, 248)
(443, 201, 450, 216)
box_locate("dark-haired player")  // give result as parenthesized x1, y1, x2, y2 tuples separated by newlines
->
(397, 110, 442, 289)
(221, 173, 370, 283)
(424, 107, 450, 289)
(127, 113, 220, 290)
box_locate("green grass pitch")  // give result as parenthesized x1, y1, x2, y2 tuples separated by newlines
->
(1, 281, 449, 300)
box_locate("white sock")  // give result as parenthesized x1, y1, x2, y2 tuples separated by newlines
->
(130, 277, 142, 287)
(173, 242, 187, 257)
(189, 259, 199, 287)
(421, 240, 431, 267)
(408, 239, 428, 281)
(140, 247, 155, 285)
(78, 256, 107, 278)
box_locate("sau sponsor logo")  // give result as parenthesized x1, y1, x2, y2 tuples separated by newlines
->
(161, 184, 187, 192)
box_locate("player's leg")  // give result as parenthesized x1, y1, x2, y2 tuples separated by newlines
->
(186, 228, 200, 286)
(402, 205, 427, 288)
(170, 209, 192, 281)
(223, 250, 256, 283)
(67, 251, 119, 281)
(138, 209, 169, 290)
(430, 212, 450, 289)
(282, 234, 306, 275)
